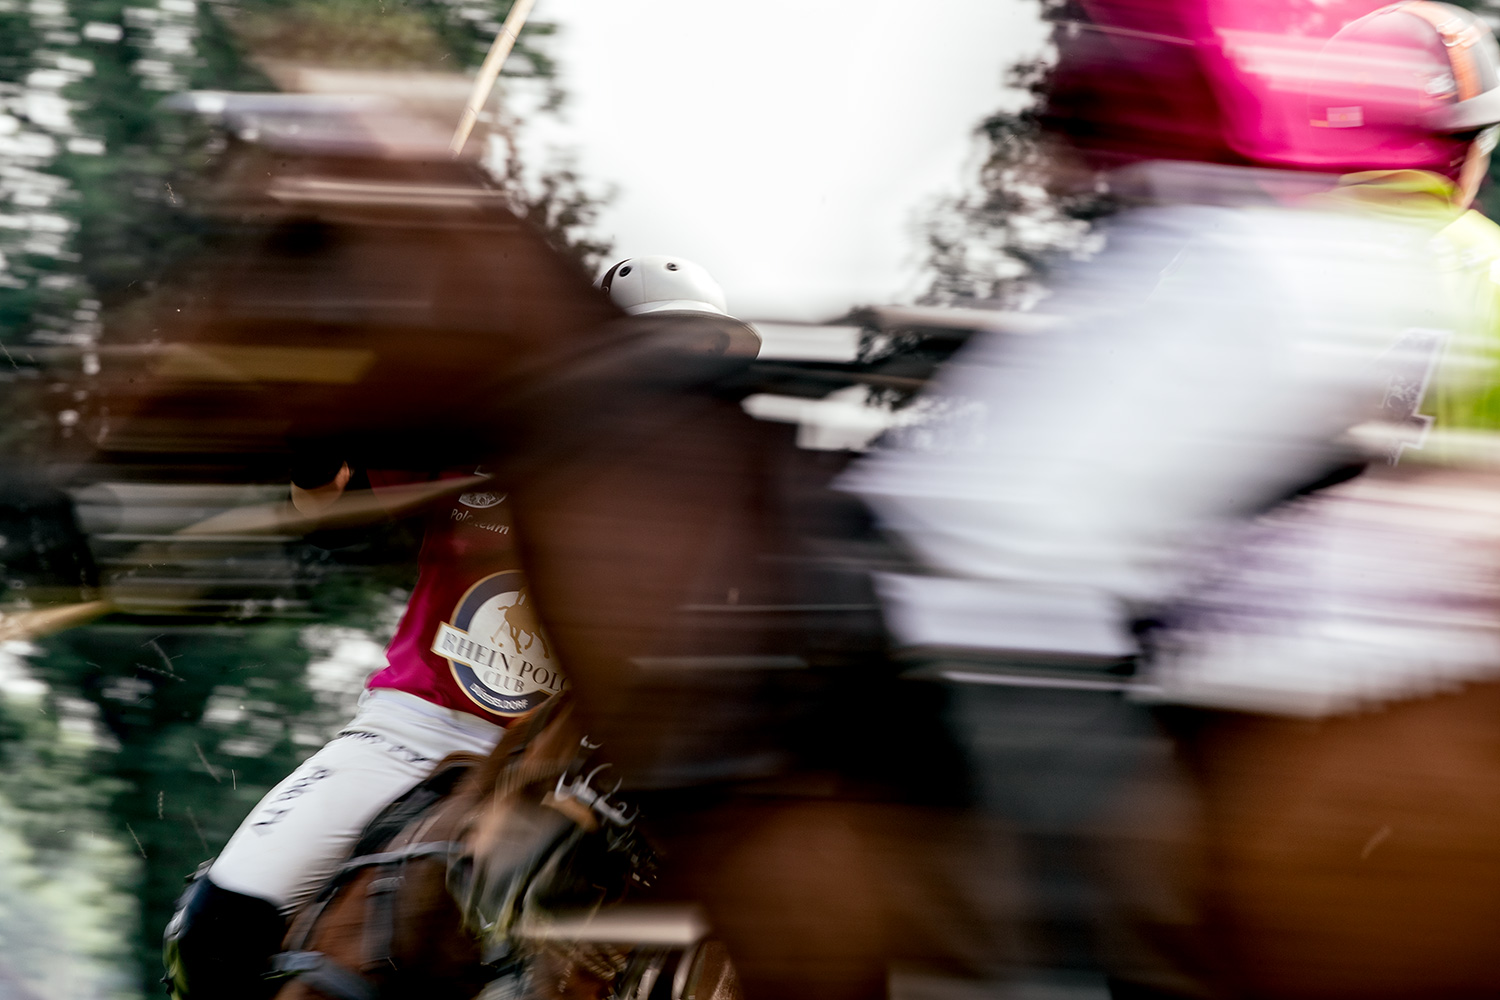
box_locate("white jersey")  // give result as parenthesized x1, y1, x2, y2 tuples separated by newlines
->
(1148, 465, 1500, 716)
(844, 162, 1462, 685)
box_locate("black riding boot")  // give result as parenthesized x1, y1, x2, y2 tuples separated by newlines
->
(163, 875, 287, 1000)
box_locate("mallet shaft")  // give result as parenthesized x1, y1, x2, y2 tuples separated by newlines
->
(449, 0, 539, 157)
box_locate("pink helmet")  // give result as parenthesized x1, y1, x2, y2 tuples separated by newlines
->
(1039, 0, 1241, 168)
(1296, 2, 1500, 175)
(1041, 0, 1500, 177)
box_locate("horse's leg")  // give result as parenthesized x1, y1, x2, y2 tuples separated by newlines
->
(1095, 711, 1220, 1000)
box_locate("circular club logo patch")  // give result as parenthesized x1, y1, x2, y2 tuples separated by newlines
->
(431, 570, 565, 717)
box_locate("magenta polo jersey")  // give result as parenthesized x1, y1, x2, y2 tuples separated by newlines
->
(364, 471, 566, 723)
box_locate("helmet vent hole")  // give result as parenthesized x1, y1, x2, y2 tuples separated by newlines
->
(618, 265, 632, 276)
(665, 262, 679, 270)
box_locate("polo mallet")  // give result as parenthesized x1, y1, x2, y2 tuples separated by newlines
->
(449, 0, 539, 157)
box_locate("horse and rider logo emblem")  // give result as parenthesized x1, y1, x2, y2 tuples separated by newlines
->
(432, 570, 565, 717)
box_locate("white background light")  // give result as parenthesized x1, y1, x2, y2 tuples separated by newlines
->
(523, 0, 1047, 319)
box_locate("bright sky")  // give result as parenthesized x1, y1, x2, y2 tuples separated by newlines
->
(521, 0, 1049, 321)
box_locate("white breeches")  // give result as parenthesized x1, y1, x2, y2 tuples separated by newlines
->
(208, 688, 503, 913)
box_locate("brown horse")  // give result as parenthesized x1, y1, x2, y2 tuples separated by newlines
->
(268, 696, 738, 1000)
(270, 748, 496, 1000)
(1104, 468, 1500, 1000)
(1099, 685, 1500, 1000)
(100, 95, 760, 1000)
(83, 97, 623, 484)
(119, 93, 948, 1000)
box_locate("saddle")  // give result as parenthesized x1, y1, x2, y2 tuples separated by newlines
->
(271, 754, 488, 1000)
(269, 696, 656, 1000)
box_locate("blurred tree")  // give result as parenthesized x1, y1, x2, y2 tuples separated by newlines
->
(914, 0, 1106, 312)
(0, 0, 612, 994)
(917, 0, 1500, 310)
(0, 0, 607, 350)
(1453, 2, 1500, 220)
(488, 137, 617, 273)
(867, 0, 1105, 389)
(22, 619, 371, 996)
(0, 687, 137, 1000)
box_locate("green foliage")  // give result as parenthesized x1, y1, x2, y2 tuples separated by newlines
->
(228, 0, 555, 76)
(0, 690, 137, 999)
(57, 72, 235, 312)
(0, 0, 266, 340)
(0, 2, 610, 993)
(0, 0, 591, 346)
(917, 45, 1111, 309)
(234, 0, 455, 69)
(1, 514, 420, 995)
(0, 6, 43, 81)
(489, 142, 617, 275)
(24, 621, 335, 996)
(431, 0, 557, 79)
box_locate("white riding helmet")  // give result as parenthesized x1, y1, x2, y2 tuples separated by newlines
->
(598, 256, 729, 316)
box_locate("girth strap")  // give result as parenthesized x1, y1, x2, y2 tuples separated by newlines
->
(271, 950, 379, 1000)
(361, 874, 403, 973)
(344, 842, 461, 974)
(337, 840, 462, 880)
(278, 842, 464, 992)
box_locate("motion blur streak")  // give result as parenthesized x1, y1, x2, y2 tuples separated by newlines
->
(846, 161, 1455, 661)
(90, 96, 620, 479)
(20, 3, 1500, 1000)
(841, 1, 1500, 998)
